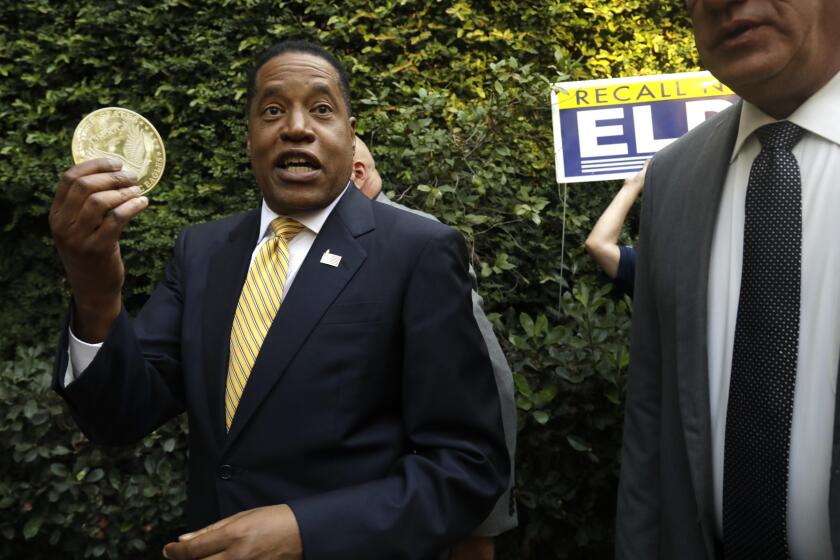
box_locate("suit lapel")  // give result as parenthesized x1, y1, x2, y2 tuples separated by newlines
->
(223, 187, 374, 450)
(203, 210, 261, 448)
(673, 103, 741, 557)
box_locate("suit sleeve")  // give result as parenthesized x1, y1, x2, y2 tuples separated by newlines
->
(51, 232, 188, 446)
(288, 227, 510, 559)
(615, 160, 662, 557)
(469, 269, 519, 536)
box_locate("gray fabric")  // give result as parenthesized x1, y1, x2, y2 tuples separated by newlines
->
(615, 102, 840, 559)
(616, 104, 739, 560)
(375, 192, 518, 536)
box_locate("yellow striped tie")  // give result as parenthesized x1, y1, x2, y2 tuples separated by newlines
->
(225, 217, 305, 430)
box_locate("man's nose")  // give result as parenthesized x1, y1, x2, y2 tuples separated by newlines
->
(281, 108, 315, 142)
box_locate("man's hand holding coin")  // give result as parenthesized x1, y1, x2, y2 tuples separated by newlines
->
(49, 158, 148, 343)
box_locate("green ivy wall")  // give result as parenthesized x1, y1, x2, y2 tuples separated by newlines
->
(0, 1, 697, 557)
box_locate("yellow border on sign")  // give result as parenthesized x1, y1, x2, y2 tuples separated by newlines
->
(553, 71, 734, 110)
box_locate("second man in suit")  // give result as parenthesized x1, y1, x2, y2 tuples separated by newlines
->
(352, 136, 518, 560)
(616, 0, 840, 558)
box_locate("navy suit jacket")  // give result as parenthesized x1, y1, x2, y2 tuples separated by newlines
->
(53, 185, 509, 559)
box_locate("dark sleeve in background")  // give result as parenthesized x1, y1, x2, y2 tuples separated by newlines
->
(614, 245, 637, 298)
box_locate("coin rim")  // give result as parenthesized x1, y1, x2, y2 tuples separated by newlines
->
(71, 106, 166, 195)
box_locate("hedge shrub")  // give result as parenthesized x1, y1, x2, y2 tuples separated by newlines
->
(0, 345, 188, 559)
(1, 1, 697, 557)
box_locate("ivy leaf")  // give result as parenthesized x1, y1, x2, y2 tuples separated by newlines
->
(519, 313, 535, 338)
(567, 435, 592, 453)
(87, 469, 105, 483)
(532, 411, 549, 424)
(23, 516, 42, 540)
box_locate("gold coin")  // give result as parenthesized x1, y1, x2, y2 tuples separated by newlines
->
(72, 107, 166, 195)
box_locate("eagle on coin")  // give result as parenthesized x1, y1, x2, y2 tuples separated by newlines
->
(87, 124, 150, 180)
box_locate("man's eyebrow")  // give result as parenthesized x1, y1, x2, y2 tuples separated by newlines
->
(310, 82, 339, 101)
(256, 82, 339, 103)
(257, 85, 284, 103)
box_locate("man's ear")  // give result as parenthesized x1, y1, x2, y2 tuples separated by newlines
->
(352, 160, 367, 186)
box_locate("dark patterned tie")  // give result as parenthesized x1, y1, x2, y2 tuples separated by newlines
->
(723, 121, 804, 559)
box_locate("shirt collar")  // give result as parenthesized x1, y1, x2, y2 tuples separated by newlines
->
(257, 181, 352, 243)
(730, 68, 840, 162)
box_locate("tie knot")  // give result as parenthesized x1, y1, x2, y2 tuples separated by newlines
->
(755, 121, 804, 151)
(270, 217, 305, 241)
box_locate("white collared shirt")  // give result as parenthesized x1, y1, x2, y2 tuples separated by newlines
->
(250, 183, 347, 292)
(708, 70, 840, 559)
(65, 183, 351, 384)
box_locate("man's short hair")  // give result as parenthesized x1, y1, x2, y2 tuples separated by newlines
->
(245, 39, 352, 117)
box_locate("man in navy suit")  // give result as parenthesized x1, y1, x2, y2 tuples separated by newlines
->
(49, 40, 508, 560)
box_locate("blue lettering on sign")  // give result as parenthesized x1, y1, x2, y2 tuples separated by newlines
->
(558, 96, 736, 179)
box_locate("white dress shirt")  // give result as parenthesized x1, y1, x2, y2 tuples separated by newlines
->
(708, 70, 840, 559)
(66, 184, 350, 383)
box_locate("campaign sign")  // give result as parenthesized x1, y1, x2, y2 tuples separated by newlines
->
(551, 71, 739, 183)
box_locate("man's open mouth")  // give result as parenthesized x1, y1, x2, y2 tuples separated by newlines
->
(276, 152, 321, 175)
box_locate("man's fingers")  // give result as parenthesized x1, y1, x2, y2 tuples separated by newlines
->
(163, 525, 230, 560)
(55, 158, 124, 205)
(75, 187, 143, 232)
(57, 195, 147, 255)
(163, 510, 254, 560)
(62, 168, 139, 210)
(179, 510, 249, 541)
(52, 168, 139, 235)
(97, 196, 149, 239)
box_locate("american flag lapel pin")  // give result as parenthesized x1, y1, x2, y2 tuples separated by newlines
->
(320, 249, 342, 267)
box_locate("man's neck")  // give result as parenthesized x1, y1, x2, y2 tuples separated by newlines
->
(742, 62, 840, 120)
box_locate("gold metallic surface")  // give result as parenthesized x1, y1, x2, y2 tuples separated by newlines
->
(72, 107, 166, 195)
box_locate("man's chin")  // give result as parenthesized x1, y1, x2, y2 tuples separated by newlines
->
(706, 52, 787, 96)
(262, 188, 342, 217)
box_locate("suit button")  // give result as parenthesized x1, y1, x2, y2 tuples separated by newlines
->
(218, 464, 234, 480)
